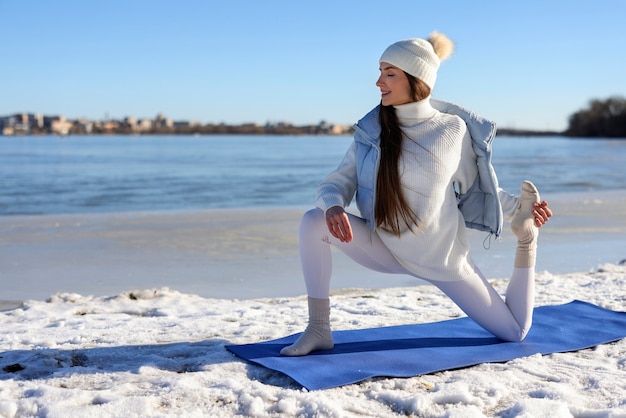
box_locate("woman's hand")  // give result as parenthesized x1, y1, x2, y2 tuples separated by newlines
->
(325, 206, 353, 243)
(533, 201, 552, 227)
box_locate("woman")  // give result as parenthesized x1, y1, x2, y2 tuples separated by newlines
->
(281, 32, 553, 356)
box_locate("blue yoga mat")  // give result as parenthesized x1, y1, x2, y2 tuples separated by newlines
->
(226, 300, 626, 390)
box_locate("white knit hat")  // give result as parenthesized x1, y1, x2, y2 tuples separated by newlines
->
(379, 32, 454, 90)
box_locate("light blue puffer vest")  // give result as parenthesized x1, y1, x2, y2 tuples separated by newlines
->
(352, 100, 503, 238)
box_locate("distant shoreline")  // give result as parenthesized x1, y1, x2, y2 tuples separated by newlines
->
(0, 129, 576, 137)
(0, 112, 572, 137)
(496, 128, 564, 137)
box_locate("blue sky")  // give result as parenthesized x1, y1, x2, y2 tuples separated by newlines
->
(1, 1, 624, 131)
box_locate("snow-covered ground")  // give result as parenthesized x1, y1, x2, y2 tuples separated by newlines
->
(0, 263, 624, 417)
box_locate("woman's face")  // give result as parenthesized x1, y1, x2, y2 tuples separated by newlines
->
(376, 62, 413, 106)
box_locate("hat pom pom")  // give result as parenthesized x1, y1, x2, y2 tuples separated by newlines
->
(428, 31, 454, 61)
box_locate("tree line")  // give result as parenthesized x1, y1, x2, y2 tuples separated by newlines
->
(566, 96, 626, 138)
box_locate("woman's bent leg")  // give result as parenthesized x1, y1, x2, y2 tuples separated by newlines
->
(433, 262, 535, 342)
(434, 181, 541, 342)
(298, 208, 334, 300)
(505, 267, 535, 334)
(433, 265, 530, 342)
(281, 208, 408, 356)
(504, 180, 540, 336)
(299, 208, 409, 299)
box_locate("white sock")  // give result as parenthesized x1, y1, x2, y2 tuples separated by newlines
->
(511, 181, 540, 268)
(280, 297, 334, 356)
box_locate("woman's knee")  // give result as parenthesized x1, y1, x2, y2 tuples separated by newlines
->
(499, 325, 530, 342)
(301, 207, 324, 225)
(300, 208, 327, 236)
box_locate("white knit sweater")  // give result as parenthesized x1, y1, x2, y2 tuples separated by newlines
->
(372, 98, 480, 281)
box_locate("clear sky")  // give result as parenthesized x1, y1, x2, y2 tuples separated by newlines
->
(1, 0, 624, 131)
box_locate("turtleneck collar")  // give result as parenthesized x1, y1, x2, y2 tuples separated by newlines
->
(393, 96, 437, 125)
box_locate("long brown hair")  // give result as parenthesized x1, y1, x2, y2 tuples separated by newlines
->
(376, 73, 431, 235)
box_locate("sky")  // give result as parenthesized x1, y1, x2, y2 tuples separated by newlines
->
(1, 1, 624, 132)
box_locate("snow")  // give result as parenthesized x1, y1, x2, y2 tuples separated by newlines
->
(1, 264, 624, 417)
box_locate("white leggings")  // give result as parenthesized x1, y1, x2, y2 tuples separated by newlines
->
(300, 208, 534, 342)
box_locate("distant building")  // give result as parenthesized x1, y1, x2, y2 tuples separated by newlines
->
(101, 120, 120, 132)
(76, 118, 93, 134)
(0, 113, 45, 135)
(43, 115, 73, 135)
(124, 116, 138, 131)
(0, 115, 14, 135)
(137, 119, 153, 131)
(329, 124, 347, 135)
(155, 113, 173, 128)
